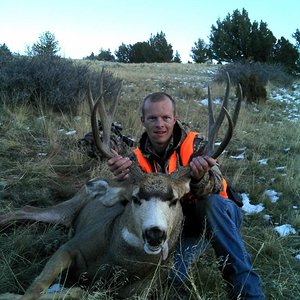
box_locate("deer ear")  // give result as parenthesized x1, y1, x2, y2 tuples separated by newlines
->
(85, 179, 127, 206)
(170, 166, 191, 198)
(99, 186, 127, 207)
(177, 179, 191, 198)
(85, 178, 109, 198)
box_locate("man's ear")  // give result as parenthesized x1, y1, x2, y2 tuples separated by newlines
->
(141, 116, 144, 123)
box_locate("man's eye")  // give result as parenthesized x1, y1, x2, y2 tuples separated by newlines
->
(148, 117, 156, 122)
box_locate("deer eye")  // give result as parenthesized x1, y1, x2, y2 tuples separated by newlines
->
(132, 195, 141, 205)
(169, 197, 178, 207)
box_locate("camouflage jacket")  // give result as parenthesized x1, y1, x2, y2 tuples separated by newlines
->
(129, 120, 223, 199)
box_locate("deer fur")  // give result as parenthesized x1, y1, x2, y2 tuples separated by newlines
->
(0, 166, 191, 299)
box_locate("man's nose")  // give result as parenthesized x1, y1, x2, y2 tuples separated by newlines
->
(155, 118, 164, 127)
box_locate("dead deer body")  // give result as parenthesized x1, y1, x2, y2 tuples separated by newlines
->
(0, 72, 241, 299)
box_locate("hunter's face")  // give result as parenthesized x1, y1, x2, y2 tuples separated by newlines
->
(141, 97, 176, 152)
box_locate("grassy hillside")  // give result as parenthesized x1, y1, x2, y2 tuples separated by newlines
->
(0, 62, 299, 299)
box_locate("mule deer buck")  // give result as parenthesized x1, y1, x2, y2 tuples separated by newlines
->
(0, 71, 241, 299)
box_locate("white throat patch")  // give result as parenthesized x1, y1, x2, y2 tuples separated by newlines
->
(121, 227, 142, 249)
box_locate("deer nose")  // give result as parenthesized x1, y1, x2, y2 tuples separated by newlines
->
(144, 226, 166, 246)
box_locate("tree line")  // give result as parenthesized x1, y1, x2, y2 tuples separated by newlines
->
(88, 8, 299, 73)
(1, 8, 299, 73)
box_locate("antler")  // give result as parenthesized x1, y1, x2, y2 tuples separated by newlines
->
(205, 72, 242, 159)
(90, 68, 122, 159)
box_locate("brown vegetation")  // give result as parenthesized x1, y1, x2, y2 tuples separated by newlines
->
(0, 62, 299, 299)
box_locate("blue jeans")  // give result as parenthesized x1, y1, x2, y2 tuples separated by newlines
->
(169, 194, 265, 300)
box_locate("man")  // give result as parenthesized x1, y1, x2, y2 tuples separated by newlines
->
(108, 92, 264, 299)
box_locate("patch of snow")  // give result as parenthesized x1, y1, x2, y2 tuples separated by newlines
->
(274, 224, 296, 237)
(230, 153, 245, 160)
(258, 158, 268, 165)
(38, 152, 47, 157)
(241, 193, 265, 215)
(264, 189, 281, 203)
(198, 98, 222, 106)
(65, 130, 77, 135)
(237, 147, 247, 151)
(275, 166, 287, 171)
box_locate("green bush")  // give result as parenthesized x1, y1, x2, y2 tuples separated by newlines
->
(0, 55, 92, 112)
(215, 61, 292, 87)
(214, 61, 293, 104)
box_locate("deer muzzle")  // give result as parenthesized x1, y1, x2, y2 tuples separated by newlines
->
(143, 226, 169, 260)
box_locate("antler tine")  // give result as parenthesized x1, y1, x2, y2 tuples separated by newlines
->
(206, 72, 230, 156)
(214, 72, 230, 133)
(207, 84, 215, 131)
(88, 83, 95, 114)
(210, 107, 233, 159)
(206, 85, 215, 156)
(91, 68, 122, 159)
(91, 97, 113, 159)
(232, 83, 243, 127)
(97, 69, 112, 149)
(205, 72, 241, 159)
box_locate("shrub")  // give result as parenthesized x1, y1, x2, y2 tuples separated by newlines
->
(215, 61, 292, 86)
(0, 55, 88, 112)
(214, 61, 293, 104)
(237, 73, 267, 104)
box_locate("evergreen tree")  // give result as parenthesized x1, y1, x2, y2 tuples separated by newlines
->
(273, 37, 299, 72)
(292, 29, 300, 70)
(0, 43, 12, 59)
(85, 52, 96, 60)
(172, 50, 181, 63)
(209, 8, 277, 63)
(115, 43, 131, 63)
(249, 21, 276, 62)
(96, 48, 115, 61)
(191, 38, 209, 63)
(148, 31, 173, 62)
(114, 32, 173, 63)
(29, 31, 60, 57)
(293, 29, 300, 49)
(129, 42, 154, 63)
(209, 8, 252, 62)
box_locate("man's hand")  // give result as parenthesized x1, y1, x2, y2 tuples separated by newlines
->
(189, 156, 217, 181)
(107, 149, 132, 181)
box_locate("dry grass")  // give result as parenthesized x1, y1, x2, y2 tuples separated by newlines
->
(0, 62, 299, 299)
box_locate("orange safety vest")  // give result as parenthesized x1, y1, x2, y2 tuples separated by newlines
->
(133, 131, 228, 198)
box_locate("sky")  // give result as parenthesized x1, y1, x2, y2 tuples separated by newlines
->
(1, 0, 299, 63)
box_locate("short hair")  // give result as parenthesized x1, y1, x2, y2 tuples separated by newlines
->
(142, 92, 176, 116)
